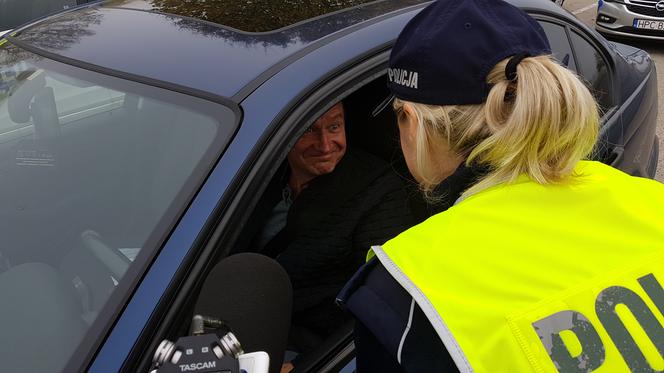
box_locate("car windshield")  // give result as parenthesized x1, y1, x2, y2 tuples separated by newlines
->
(0, 44, 235, 372)
(0, 0, 87, 31)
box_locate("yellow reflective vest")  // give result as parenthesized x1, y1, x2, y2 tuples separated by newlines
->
(371, 161, 664, 373)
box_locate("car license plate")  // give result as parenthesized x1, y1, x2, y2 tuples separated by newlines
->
(634, 19, 664, 30)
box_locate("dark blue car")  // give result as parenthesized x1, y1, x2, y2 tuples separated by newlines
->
(0, 0, 658, 372)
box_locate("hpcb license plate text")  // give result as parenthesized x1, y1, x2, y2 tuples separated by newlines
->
(634, 19, 664, 30)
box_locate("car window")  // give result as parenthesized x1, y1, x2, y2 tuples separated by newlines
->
(538, 21, 576, 72)
(0, 44, 235, 372)
(569, 31, 613, 112)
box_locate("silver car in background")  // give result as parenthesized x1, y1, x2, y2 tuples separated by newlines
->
(596, 0, 664, 40)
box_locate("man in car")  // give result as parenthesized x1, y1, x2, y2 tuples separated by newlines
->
(247, 102, 415, 368)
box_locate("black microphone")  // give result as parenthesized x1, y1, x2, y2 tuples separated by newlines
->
(194, 253, 292, 373)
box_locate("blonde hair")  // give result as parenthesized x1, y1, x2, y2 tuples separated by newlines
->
(394, 54, 599, 199)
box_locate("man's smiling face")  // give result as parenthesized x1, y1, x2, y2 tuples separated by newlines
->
(287, 103, 347, 181)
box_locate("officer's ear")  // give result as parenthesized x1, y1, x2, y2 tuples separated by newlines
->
(398, 102, 419, 134)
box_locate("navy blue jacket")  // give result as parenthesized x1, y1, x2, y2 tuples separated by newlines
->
(339, 257, 458, 372)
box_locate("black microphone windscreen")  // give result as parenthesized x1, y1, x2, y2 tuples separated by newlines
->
(194, 253, 292, 373)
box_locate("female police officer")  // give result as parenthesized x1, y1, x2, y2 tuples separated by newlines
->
(337, 0, 664, 372)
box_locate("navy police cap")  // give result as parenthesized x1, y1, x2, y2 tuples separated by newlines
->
(381, 0, 551, 110)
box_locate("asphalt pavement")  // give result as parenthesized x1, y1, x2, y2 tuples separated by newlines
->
(563, 0, 664, 182)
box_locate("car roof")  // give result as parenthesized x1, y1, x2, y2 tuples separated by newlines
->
(5, 0, 578, 102)
(6, 0, 428, 100)
(104, 0, 421, 33)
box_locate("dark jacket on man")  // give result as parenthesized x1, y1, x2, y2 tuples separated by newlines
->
(337, 162, 486, 373)
(248, 148, 416, 350)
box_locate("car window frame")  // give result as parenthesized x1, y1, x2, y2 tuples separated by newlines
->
(530, 12, 618, 120)
(567, 29, 614, 113)
(537, 20, 578, 73)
